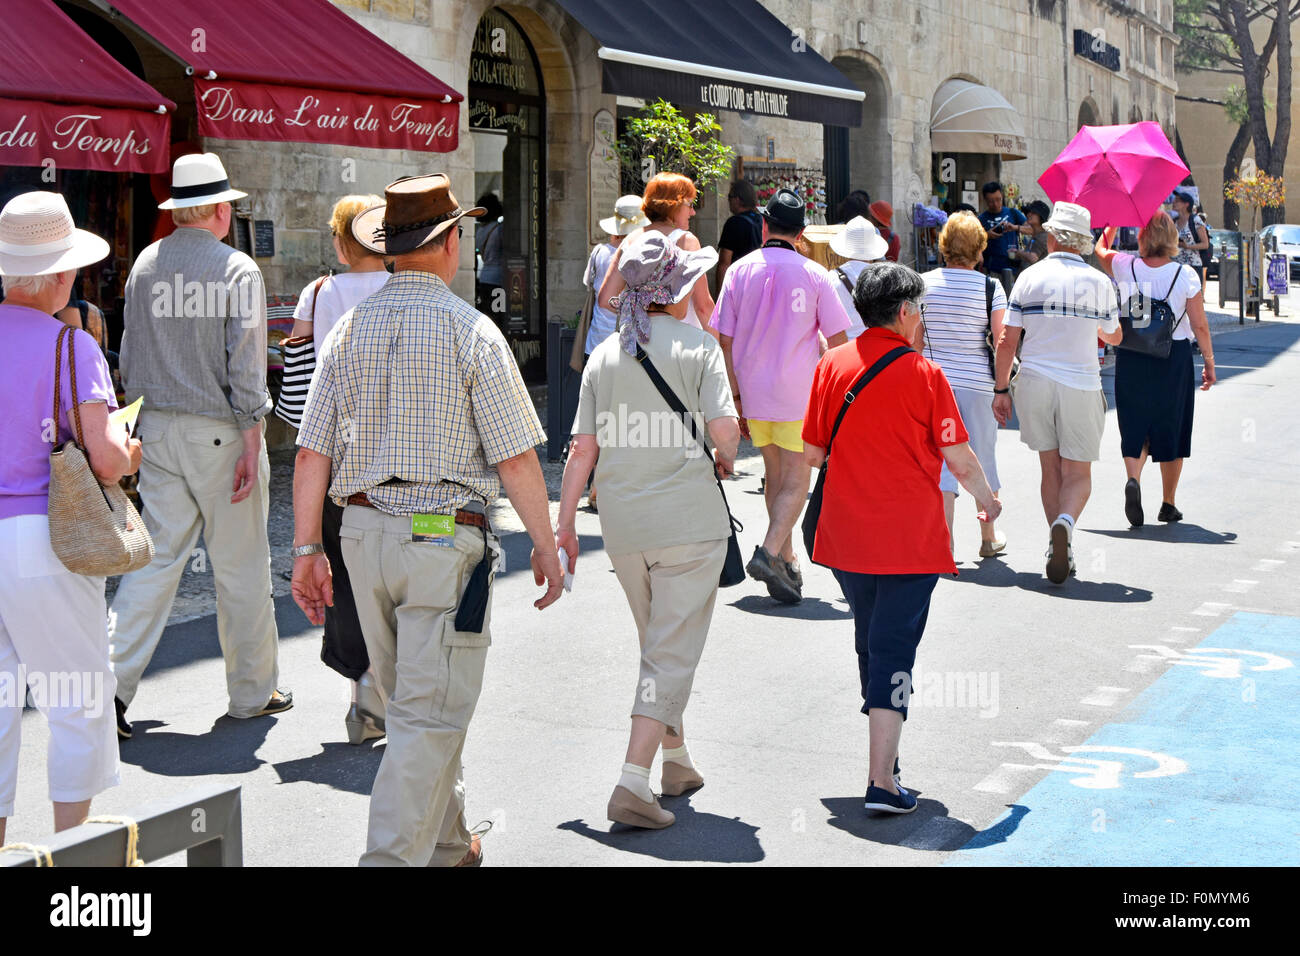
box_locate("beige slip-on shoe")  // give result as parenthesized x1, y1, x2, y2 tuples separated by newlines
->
(607, 786, 676, 829)
(661, 761, 704, 796)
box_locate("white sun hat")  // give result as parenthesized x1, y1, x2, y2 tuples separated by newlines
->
(599, 195, 650, 236)
(1043, 201, 1094, 245)
(829, 216, 889, 262)
(157, 152, 248, 210)
(0, 191, 110, 277)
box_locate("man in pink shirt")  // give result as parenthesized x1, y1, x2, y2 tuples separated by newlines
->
(712, 189, 853, 603)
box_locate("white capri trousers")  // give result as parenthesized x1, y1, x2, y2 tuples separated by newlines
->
(0, 515, 120, 817)
(940, 386, 1002, 496)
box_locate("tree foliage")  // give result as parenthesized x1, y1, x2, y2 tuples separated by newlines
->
(616, 100, 735, 194)
(1175, 0, 1298, 225)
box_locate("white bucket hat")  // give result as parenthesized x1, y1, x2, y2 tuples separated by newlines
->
(158, 152, 247, 210)
(0, 191, 110, 277)
(829, 216, 889, 262)
(1043, 201, 1095, 252)
(599, 195, 650, 236)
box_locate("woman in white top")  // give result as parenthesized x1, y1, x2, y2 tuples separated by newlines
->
(826, 216, 887, 340)
(921, 211, 1007, 558)
(597, 172, 717, 340)
(584, 195, 648, 355)
(1095, 212, 1216, 527)
(290, 195, 391, 747)
(291, 194, 390, 355)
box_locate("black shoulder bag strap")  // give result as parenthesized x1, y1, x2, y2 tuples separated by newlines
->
(634, 345, 738, 524)
(634, 346, 746, 586)
(836, 267, 854, 296)
(825, 345, 914, 457)
(803, 345, 913, 565)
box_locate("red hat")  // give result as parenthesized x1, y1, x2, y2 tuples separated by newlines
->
(869, 200, 894, 228)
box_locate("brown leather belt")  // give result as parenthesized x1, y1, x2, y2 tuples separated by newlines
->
(346, 492, 488, 530)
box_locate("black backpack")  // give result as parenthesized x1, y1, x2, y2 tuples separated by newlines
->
(1117, 260, 1187, 359)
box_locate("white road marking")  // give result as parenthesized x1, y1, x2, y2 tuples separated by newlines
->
(973, 765, 1022, 794)
(1080, 686, 1129, 707)
(1277, 542, 1300, 554)
(1192, 602, 1234, 617)
(1252, 559, 1285, 572)
(1222, 580, 1259, 593)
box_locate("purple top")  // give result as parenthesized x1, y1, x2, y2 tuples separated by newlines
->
(0, 304, 118, 521)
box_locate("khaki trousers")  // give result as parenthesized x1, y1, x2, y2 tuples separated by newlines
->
(339, 505, 496, 868)
(108, 410, 279, 718)
(608, 538, 727, 736)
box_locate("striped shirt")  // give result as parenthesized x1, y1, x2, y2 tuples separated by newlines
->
(1006, 252, 1120, 391)
(296, 270, 546, 515)
(921, 268, 1006, 392)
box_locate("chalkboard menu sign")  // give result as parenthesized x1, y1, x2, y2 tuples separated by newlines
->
(253, 220, 275, 259)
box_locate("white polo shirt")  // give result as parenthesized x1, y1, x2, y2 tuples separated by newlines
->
(1006, 252, 1120, 391)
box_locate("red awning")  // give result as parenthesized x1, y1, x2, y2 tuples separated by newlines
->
(108, 0, 462, 153)
(0, 0, 172, 174)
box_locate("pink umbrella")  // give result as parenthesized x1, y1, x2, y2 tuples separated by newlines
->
(1038, 122, 1189, 228)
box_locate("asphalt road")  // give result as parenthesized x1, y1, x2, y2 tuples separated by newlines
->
(8, 320, 1299, 866)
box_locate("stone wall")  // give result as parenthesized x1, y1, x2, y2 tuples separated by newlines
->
(200, 0, 1180, 308)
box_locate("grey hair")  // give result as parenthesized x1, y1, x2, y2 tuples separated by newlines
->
(852, 261, 927, 328)
(3, 272, 63, 296)
(1048, 227, 1095, 256)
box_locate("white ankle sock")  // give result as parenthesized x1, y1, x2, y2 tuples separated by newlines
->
(618, 763, 654, 802)
(662, 744, 694, 769)
(1056, 513, 1075, 537)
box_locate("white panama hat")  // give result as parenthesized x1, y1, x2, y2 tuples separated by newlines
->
(157, 152, 248, 210)
(829, 216, 889, 262)
(1043, 201, 1095, 249)
(599, 195, 650, 236)
(0, 191, 110, 277)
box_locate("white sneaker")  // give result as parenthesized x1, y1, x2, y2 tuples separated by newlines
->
(1046, 519, 1074, 584)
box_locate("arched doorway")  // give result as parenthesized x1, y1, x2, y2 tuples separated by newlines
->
(1077, 98, 1100, 130)
(469, 8, 547, 381)
(823, 56, 889, 221)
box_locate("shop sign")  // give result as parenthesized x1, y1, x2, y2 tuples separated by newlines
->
(0, 98, 168, 174)
(699, 81, 790, 118)
(1073, 29, 1122, 73)
(469, 100, 529, 134)
(195, 79, 458, 153)
(470, 12, 540, 97)
(1266, 254, 1290, 296)
(589, 109, 619, 245)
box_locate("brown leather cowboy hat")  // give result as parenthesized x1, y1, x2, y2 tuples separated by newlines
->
(352, 174, 485, 255)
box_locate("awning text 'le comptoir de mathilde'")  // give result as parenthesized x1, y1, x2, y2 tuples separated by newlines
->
(700, 82, 790, 118)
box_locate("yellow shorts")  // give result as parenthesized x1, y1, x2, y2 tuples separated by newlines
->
(748, 419, 804, 453)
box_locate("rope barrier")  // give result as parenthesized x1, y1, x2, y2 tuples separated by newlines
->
(84, 815, 146, 867)
(0, 842, 54, 866)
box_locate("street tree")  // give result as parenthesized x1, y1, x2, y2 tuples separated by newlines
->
(1174, 0, 1297, 227)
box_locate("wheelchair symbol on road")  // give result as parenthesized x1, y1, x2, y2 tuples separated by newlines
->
(987, 742, 1189, 790)
(1127, 645, 1293, 679)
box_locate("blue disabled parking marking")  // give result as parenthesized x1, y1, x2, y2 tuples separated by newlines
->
(949, 612, 1300, 866)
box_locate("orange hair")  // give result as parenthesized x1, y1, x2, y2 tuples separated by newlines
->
(642, 172, 697, 222)
(939, 211, 988, 267)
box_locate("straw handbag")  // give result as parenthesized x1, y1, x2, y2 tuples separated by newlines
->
(47, 325, 154, 576)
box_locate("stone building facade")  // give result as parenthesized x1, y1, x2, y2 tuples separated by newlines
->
(49, 0, 1178, 380)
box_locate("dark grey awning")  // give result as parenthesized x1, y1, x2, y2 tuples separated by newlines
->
(555, 0, 864, 126)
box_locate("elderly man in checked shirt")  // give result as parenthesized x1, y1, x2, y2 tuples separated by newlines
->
(291, 175, 564, 867)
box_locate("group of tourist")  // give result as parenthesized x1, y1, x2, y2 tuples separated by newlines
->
(0, 142, 1218, 860)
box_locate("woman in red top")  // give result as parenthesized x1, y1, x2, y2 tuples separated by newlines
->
(803, 262, 1001, 814)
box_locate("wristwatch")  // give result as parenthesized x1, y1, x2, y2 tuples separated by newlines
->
(291, 543, 325, 558)
(993, 387, 1011, 395)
